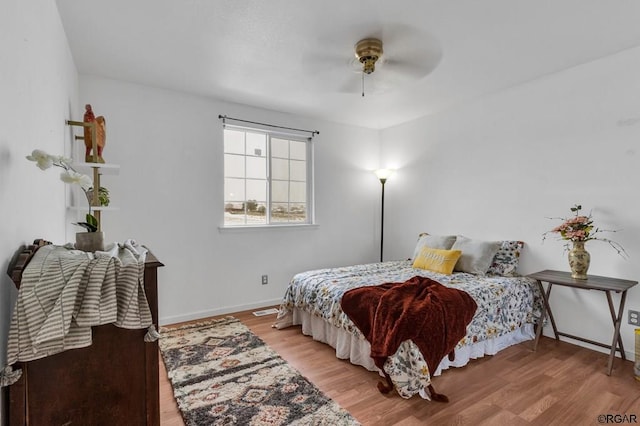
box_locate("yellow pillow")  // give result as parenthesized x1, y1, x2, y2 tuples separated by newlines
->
(412, 246, 462, 275)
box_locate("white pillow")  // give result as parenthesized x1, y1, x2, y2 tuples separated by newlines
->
(411, 233, 457, 261)
(451, 235, 501, 275)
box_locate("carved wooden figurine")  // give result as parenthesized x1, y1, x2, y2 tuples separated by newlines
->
(83, 104, 106, 163)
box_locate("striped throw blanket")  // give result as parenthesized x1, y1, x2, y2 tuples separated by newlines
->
(4, 240, 153, 367)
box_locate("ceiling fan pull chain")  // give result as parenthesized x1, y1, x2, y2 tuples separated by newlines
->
(362, 72, 365, 97)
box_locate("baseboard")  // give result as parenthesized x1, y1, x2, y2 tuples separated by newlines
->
(541, 330, 634, 361)
(159, 298, 282, 326)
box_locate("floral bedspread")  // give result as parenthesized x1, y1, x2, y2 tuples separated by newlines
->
(276, 260, 542, 398)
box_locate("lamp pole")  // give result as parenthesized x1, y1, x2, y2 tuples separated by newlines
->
(374, 169, 393, 263)
(379, 177, 386, 262)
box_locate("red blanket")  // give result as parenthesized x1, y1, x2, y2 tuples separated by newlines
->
(341, 276, 477, 397)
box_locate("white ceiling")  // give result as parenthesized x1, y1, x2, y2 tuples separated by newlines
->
(56, 0, 640, 130)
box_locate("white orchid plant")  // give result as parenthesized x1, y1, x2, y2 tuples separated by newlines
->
(26, 149, 100, 232)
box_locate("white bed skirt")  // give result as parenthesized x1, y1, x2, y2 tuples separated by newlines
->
(277, 308, 535, 377)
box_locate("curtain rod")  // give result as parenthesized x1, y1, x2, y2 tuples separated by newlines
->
(218, 115, 319, 136)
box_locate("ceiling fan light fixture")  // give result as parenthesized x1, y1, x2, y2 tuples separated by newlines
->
(355, 38, 383, 74)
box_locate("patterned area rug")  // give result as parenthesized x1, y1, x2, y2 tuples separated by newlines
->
(159, 317, 360, 425)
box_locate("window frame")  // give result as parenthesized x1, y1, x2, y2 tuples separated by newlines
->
(222, 124, 315, 228)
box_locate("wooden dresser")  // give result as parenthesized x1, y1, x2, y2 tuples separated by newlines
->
(5, 241, 163, 426)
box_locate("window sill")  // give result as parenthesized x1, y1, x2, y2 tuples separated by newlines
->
(218, 223, 319, 233)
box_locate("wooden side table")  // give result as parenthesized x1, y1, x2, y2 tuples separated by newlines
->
(528, 269, 638, 375)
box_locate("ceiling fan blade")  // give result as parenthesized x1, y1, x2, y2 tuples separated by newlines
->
(338, 73, 364, 94)
(367, 72, 401, 94)
(335, 73, 393, 96)
(340, 62, 424, 95)
(380, 57, 440, 80)
(338, 73, 387, 95)
(378, 23, 443, 79)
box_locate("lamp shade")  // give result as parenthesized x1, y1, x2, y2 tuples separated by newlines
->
(374, 169, 394, 181)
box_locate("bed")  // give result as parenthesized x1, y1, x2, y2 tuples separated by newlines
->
(274, 234, 543, 399)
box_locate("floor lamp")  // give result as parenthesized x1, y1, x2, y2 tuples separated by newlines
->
(374, 169, 394, 262)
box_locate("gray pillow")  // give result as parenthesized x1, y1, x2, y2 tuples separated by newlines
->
(451, 235, 501, 275)
(411, 233, 457, 261)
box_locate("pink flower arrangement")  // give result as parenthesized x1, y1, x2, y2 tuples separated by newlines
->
(551, 213, 593, 242)
(544, 204, 627, 258)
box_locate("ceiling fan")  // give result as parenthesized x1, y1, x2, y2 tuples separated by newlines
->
(349, 33, 441, 96)
(302, 25, 441, 96)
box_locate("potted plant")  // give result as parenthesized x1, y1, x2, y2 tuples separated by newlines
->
(26, 149, 107, 251)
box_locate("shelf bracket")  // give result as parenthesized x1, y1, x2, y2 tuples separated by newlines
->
(66, 119, 101, 230)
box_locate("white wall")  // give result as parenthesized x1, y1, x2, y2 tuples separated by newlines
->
(380, 46, 640, 359)
(3, 7, 637, 417)
(78, 76, 381, 324)
(0, 0, 79, 421)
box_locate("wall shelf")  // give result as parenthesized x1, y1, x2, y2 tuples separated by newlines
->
(74, 162, 120, 175)
(68, 206, 119, 212)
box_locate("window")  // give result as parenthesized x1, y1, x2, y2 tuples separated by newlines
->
(223, 126, 313, 226)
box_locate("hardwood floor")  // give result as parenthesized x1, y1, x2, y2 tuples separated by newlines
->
(159, 307, 640, 425)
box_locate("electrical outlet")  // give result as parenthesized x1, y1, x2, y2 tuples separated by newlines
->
(629, 310, 639, 326)
(261, 275, 268, 285)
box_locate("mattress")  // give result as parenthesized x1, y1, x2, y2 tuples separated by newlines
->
(275, 260, 543, 399)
